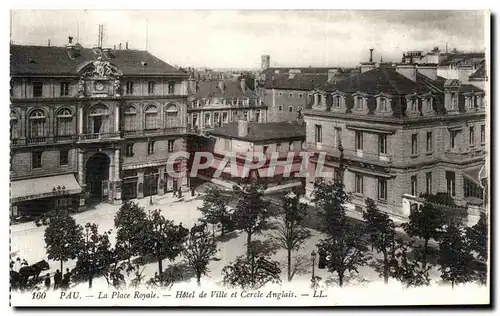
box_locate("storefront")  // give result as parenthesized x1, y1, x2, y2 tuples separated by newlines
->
(121, 170, 138, 201)
(10, 174, 82, 218)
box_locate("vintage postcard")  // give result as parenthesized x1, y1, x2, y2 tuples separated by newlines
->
(8, 10, 490, 307)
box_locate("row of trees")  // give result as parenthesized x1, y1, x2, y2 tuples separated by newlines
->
(44, 203, 219, 289)
(312, 180, 488, 288)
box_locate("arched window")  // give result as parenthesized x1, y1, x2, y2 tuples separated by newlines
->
(56, 108, 73, 135)
(165, 104, 179, 128)
(123, 106, 137, 131)
(144, 104, 158, 130)
(28, 109, 46, 137)
(88, 103, 109, 134)
(10, 110, 20, 139)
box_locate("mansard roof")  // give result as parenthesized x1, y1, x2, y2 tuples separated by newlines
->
(10, 44, 186, 77)
(190, 80, 260, 99)
(469, 63, 487, 80)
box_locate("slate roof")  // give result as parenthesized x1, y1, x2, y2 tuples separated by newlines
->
(437, 52, 485, 66)
(262, 73, 329, 90)
(10, 44, 186, 77)
(208, 121, 306, 142)
(262, 67, 337, 75)
(469, 64, 487, 80)
(190, 80, 259, 99)
(323, 67, 429, 95)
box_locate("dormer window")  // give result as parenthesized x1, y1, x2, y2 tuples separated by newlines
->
(425, 97, 433, 113)
(466, 96, 475, 110)
(411, 98, 418, 113)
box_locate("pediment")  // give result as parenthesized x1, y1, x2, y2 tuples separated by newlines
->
(444, 79, 461, 88)
(77, 58, 123, 78)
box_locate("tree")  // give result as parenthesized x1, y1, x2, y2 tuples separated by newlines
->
(363, 198, 396, 284)
(269, 191, 311, 281)
(198, 187, 230, 237)
(467, 212, 488, 261)
(182, 225, 219, 286)
(389, 240, 431, 288)
(401, 199, 447, 270)
(438, 224, 475, 288)
(313, 181, 369, 287)
(72, 223, 115, 289)
(232, 181, 270, 258)
(138, 209, 189, 285)
(44, 210, 83, 272)
(114, 201, 147, 262)
(222, 240, 281, 290)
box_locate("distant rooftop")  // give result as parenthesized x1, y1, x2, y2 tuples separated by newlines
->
(208, 121, 306, 142)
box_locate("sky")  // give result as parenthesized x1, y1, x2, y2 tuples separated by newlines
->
(10, 10, 487, 69)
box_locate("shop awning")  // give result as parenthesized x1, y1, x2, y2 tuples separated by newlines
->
(11, 174, 82, 203)
(463, 167, 482, 186)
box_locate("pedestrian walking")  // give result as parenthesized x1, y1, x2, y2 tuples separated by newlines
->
(44, 273, 51, 290)
(53, 269, 62, 290)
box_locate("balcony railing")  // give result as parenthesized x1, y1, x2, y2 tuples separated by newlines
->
(55, 135, 77, 142)
(445, 148, 485, 160)
(27, 136, 48, 145)
(122, 127, 186, 138)
(78, 132, 121, 141)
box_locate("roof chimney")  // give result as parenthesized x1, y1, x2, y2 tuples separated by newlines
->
(240, 78, 246, 93)
(369, 48, 374, 62)
(125, 41, 129, 50)
(219, 78, 225, 93)
(119, 43, 122, 50)
(69, 36, 73, 44)
(48, 39, 51, 47)
(238, 120, 249, 138)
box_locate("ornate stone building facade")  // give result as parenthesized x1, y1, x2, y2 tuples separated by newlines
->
(303, 54, 487, 219)
(10, 39, 189, 216)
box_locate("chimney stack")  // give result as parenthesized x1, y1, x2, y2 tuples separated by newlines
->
(218, 78, 225, 93)
(119, 43, 122, 50)
(238, 120, 249, 138)
(125, 41, 129, 50)
(327, 69, 338, 83)
(68, 36, 73, 44)
(369, 48, 374, 62)
(48, 39, 51, 47)
(240, 78, 246, 93)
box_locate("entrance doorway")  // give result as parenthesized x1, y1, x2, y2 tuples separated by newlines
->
(86, 153, 110, 202)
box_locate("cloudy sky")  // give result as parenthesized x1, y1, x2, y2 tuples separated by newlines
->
(11, 10, 487, 68)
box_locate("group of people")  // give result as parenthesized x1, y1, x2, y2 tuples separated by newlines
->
(43, 268, 72, 290)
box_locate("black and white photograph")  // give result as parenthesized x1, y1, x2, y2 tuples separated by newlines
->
(7, 9, 490, 307)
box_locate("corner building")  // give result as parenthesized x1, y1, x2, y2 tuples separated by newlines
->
(304, 57, 487, 219)
(10, 40, 189, 216)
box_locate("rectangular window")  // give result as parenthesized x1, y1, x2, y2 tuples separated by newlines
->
(148, 141, 155, 155)
(278, 92, 283, 96)
(288, 106, 293, 113)
(60, 82, 69, 96)
(255, 111, 260, 123)
(468, 97, 475, 109)
(243, 111, 248, 121)
(411, 99, 418, 112)
(315, 125, 322, 143)
(168, 81, 175, 94)
(378, 179, 387, 201)
(426, 98, 433, 112)
(451, 92, 458, 109)
(125, 144, 134, 157)
(278, 105, 283, 112)
(355, 131, 363, 150)
(33, 82, 43, 97)
(469, 126, 475, 145)
(289, 92, 293, 98)
(298, 93, 303, 98)
(411, 133, 418, 155)
(335, 96, 341, 108)
(481, 125, 485, 144)
(148, 81, 155, 94)
(59, 149, 69, 166)
(426, 131, 433, 152)
(446, 171, 456, 197)
(411, 175, 417, 196)
(426, 172, 432, 195)
(355, 173, 363, 194)
(126, 82, 134, 94)
(356, 96, 363, 110)
(380, 98, 387, 111)
(32, 150, 42, 169)
(450, 130, 459, 149)
(379, 134, 387, 154)
(168, 140, 174, 152)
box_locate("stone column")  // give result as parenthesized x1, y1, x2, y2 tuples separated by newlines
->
(78, 104, 84, 134)
(137, 170, 144, 198)
(115, 103, 120, 133)
(114, 148, 122, 203)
